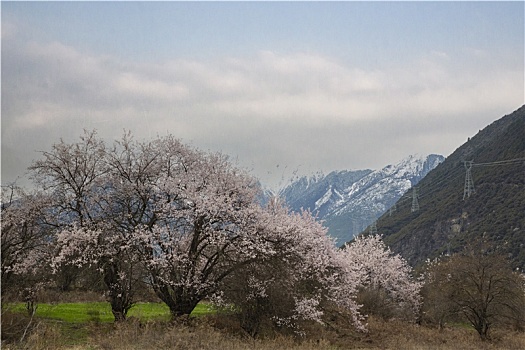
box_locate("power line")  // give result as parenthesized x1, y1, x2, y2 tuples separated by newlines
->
(390, 168, 463, 209)
(345, 154, 524, 240)
(384, 156, 523, 213)
(472, 157, 525, 167)
(417, 169, 463, 200)
(412, 157, 523, 204)
(366, 155, 524, 236)
(389, 203, 397, 216)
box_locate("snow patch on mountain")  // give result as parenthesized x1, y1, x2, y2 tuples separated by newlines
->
(279, 154, 445, 245)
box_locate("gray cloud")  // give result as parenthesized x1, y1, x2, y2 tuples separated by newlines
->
(2, 32, 523, 190)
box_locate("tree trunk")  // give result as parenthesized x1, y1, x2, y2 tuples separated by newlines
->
(168, 298, 200, 319)
(111, 308, 126, 322)
(474, 318, 490, 341)
(103, 262, 133, 322)
(152, 281, 200, 319)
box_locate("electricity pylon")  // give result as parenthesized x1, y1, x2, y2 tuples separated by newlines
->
(463, 160, 475, 200)
(369, 220, 377, 235)
(411, 187, 419, 212)
(389, 203, 397, 217)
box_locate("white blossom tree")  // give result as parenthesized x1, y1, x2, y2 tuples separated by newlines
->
(129, 144, 269, 318)
(30, 131, 291, 320)
(29, 130, 144, 321)
(1, 185, 53, 312)
(340, 234, 422, 322)
(1, 186, 52, 280)
(219, 198, 367, 335)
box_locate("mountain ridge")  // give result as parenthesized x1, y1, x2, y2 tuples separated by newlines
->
(279, 154, 444, 244)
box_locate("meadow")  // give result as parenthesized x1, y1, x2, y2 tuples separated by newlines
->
(3, 300, 525, 350)
(5, 301, 210, 323)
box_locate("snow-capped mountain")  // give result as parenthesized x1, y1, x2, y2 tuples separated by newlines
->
(279, 154, 444, 245)
(278, 169, 373, 217)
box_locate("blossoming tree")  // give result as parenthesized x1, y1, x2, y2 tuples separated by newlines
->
(30, 131, 147, 320)
(218, 198, 368, 335)
(1, 185, 53, 303)
(340, 234, 422, 321)
(31, 131, 308, 320)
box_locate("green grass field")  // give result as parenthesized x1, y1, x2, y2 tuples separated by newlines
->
(4, 301, 525, 350)
(6, 301, 212, 323)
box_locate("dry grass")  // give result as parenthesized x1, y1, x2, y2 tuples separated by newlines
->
(89, 318, 333, 350)
(3, 312, 525, 350)
(342, 317, 525, 350)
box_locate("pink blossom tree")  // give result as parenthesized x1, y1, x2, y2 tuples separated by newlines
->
(129, 144, 272, 318)
(1, 185, 53, 310)
(29, 130, 142, 321)
(340, 234, 422, 321)
(30, 130, 285, 320)
(218, 198, 367, 335)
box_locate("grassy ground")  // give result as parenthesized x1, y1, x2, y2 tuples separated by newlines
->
(5, 301, 210, 323)
(1, 301, 214, 349)
(3, 302, 525, 349)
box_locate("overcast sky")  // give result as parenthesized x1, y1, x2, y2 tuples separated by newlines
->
(2, 1, 524, 191)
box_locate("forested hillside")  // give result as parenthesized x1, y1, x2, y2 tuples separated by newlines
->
(375, 106, 525, 268)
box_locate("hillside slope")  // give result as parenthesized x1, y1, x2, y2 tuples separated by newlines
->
(375, 105, 525, 268)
